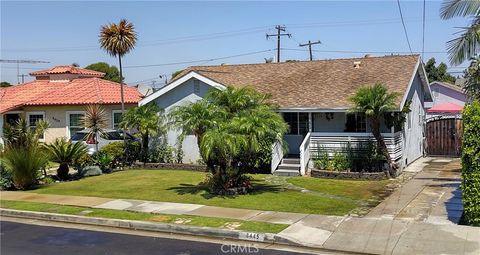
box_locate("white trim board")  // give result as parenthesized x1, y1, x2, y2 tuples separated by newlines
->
(139, 71, 227, 106)
(400, 57, 432, 110)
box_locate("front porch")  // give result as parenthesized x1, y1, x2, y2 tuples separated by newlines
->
(272, 112, 404, 176)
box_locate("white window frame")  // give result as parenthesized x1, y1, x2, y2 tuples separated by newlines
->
(112, 110, 123, 130)
(66, 111, 85, 138)
(26, 111, 46, 142)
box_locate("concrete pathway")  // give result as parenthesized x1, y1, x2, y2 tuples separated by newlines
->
(367, 157, 464, 224)
(1, 157, 479, 254)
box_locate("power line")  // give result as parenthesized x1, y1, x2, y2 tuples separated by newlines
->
(396, 0, 413, 54)
(281, 48, 447, 54)
(0, 59, 50, 84)
(123, 49, 276, 69)
(422, 0, 426, 60)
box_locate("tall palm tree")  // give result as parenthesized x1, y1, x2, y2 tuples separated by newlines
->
(120, 104, 166, 162)
(99, 19, 137, 146)
(441, 0, 480, 65)
(349, 83, 399, 178)
(81, 104, 109, 152)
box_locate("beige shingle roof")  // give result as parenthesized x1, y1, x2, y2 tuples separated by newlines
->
(177, 54, 421, 109)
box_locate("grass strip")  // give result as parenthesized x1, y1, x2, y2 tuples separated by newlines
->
(0, 200, 288, 234)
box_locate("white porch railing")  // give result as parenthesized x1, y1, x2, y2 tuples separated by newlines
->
(271, 140, 283, 173)
(309, 132, 403, 162)
(299, 132, 311, 176)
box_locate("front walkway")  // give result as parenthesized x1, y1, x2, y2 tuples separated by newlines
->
(1, 157, 479, 254)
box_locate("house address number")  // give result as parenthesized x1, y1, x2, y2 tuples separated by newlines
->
(239, 232, 265, 242)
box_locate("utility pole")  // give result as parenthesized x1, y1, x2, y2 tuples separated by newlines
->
(0, 59, 50, 84)
(266, 25, 291, 63)
(299, 40, 322, 61)
(17, 74, 29, 83)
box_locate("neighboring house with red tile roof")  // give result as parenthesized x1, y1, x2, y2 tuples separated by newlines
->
(140, 54, 433, 175)
(0, 66, 142, 143)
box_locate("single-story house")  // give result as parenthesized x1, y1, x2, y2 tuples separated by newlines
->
(140, 54, 432, 176)
(0, 65, 142, 144)
(427, 81, 467, 118)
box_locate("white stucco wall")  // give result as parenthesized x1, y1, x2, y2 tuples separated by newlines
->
(153, 78, 212, 163)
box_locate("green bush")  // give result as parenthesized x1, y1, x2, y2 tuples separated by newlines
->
(1, 146, 48, 190)
(148, 142, 174, 163)
(100, 141, 141, 166)
(461, 100, 480, 226)
(313, 146, 330, 170)
(45, 138, 88, 180)
(0, 164, 14, 190)
(95, 151, 114, 173)
(331, 152, 349, 171)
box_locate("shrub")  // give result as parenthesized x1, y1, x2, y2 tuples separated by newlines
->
(100, 141, 141, 166)
(331, 152, 349, 171)
(203, 170, 253, 195)
(45, 138, 88, 180)
(1, 146, 48, 190)
(149, 142, 174, 163)
(461, 100, 480, 226)
(95, 151, 114, 173)
(0, 164, 14, 190)
(73, 154, 94, 172)
(313, 146, 330, 170)
(80, 166, 103, 177)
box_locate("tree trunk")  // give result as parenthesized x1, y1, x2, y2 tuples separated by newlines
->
(57, 163, 70, 180)
(369, 117, 397, 178)
(118, 55, 127, 166)
(142, 131, 149, 164)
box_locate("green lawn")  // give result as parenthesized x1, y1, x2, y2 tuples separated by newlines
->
(30, 170, 390, 215)
(0, 200, 287, 233)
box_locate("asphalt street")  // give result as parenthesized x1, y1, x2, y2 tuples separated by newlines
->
(0, 220, 317, 255)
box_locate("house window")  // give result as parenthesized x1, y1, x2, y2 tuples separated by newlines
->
(283, 112, 309, 135)
(67, 112, 85, 138)
(299, 113, 309, 135)
(194, 80, 201, 94)
(284, 113, 298, 135)
(112, 110, 123, 130)
(27, 112, 45, 140)
(345, 113, 367, 132)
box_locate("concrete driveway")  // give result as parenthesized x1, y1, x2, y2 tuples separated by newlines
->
(367, 157, 463, 225)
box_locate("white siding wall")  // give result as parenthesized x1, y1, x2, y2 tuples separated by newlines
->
(402, 73, 426, 167)
(153, 78, 212, 163)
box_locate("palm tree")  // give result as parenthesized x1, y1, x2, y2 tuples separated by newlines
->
(45, 138, 88, 180)
(120, 104, 166, 162)
(349, 83, 399, 178)
(81, 104, 108, 152)
(99, 19, 137, 146)
(440, 0, 480, 65)
(169, 100, 225, 150)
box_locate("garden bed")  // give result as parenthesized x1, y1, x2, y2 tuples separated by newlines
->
(310, 168, 387, 181)
(134, 162, 208, 172)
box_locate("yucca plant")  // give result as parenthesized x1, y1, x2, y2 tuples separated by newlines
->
(1, 145, 48, 190)
(45, 138, 88, 180)
(81, 104, 108, 152)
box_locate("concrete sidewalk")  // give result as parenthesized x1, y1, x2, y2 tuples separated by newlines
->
(1, 157, 479, 254)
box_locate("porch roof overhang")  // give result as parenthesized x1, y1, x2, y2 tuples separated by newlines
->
(427, 102, 463, 113)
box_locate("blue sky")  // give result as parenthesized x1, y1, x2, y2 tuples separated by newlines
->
(0, 1, 471, 86)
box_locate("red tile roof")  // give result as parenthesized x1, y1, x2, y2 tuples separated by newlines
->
(0, 78, 142, 113)
(30, 66, 105, 77)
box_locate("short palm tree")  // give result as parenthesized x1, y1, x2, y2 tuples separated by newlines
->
(120, 104, 166, 162)
(349, 83, 399, 178)
(81, 104, 108, 152)
(99, 19, 137, 146)
(45, 138, 88, 180)
(440, 0, 480, 65)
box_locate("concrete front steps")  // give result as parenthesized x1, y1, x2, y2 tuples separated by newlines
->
(274, 158, 301, 176)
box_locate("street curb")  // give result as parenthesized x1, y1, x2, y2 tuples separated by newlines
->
(0, 208, 300, 247)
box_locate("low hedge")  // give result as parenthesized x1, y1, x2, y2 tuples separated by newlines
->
(461, 100, 480, 226)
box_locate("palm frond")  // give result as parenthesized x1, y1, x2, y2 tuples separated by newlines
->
(99, 19, 137, 57)
(446, 19, 480, 65)
(440, 0, 480, 19)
